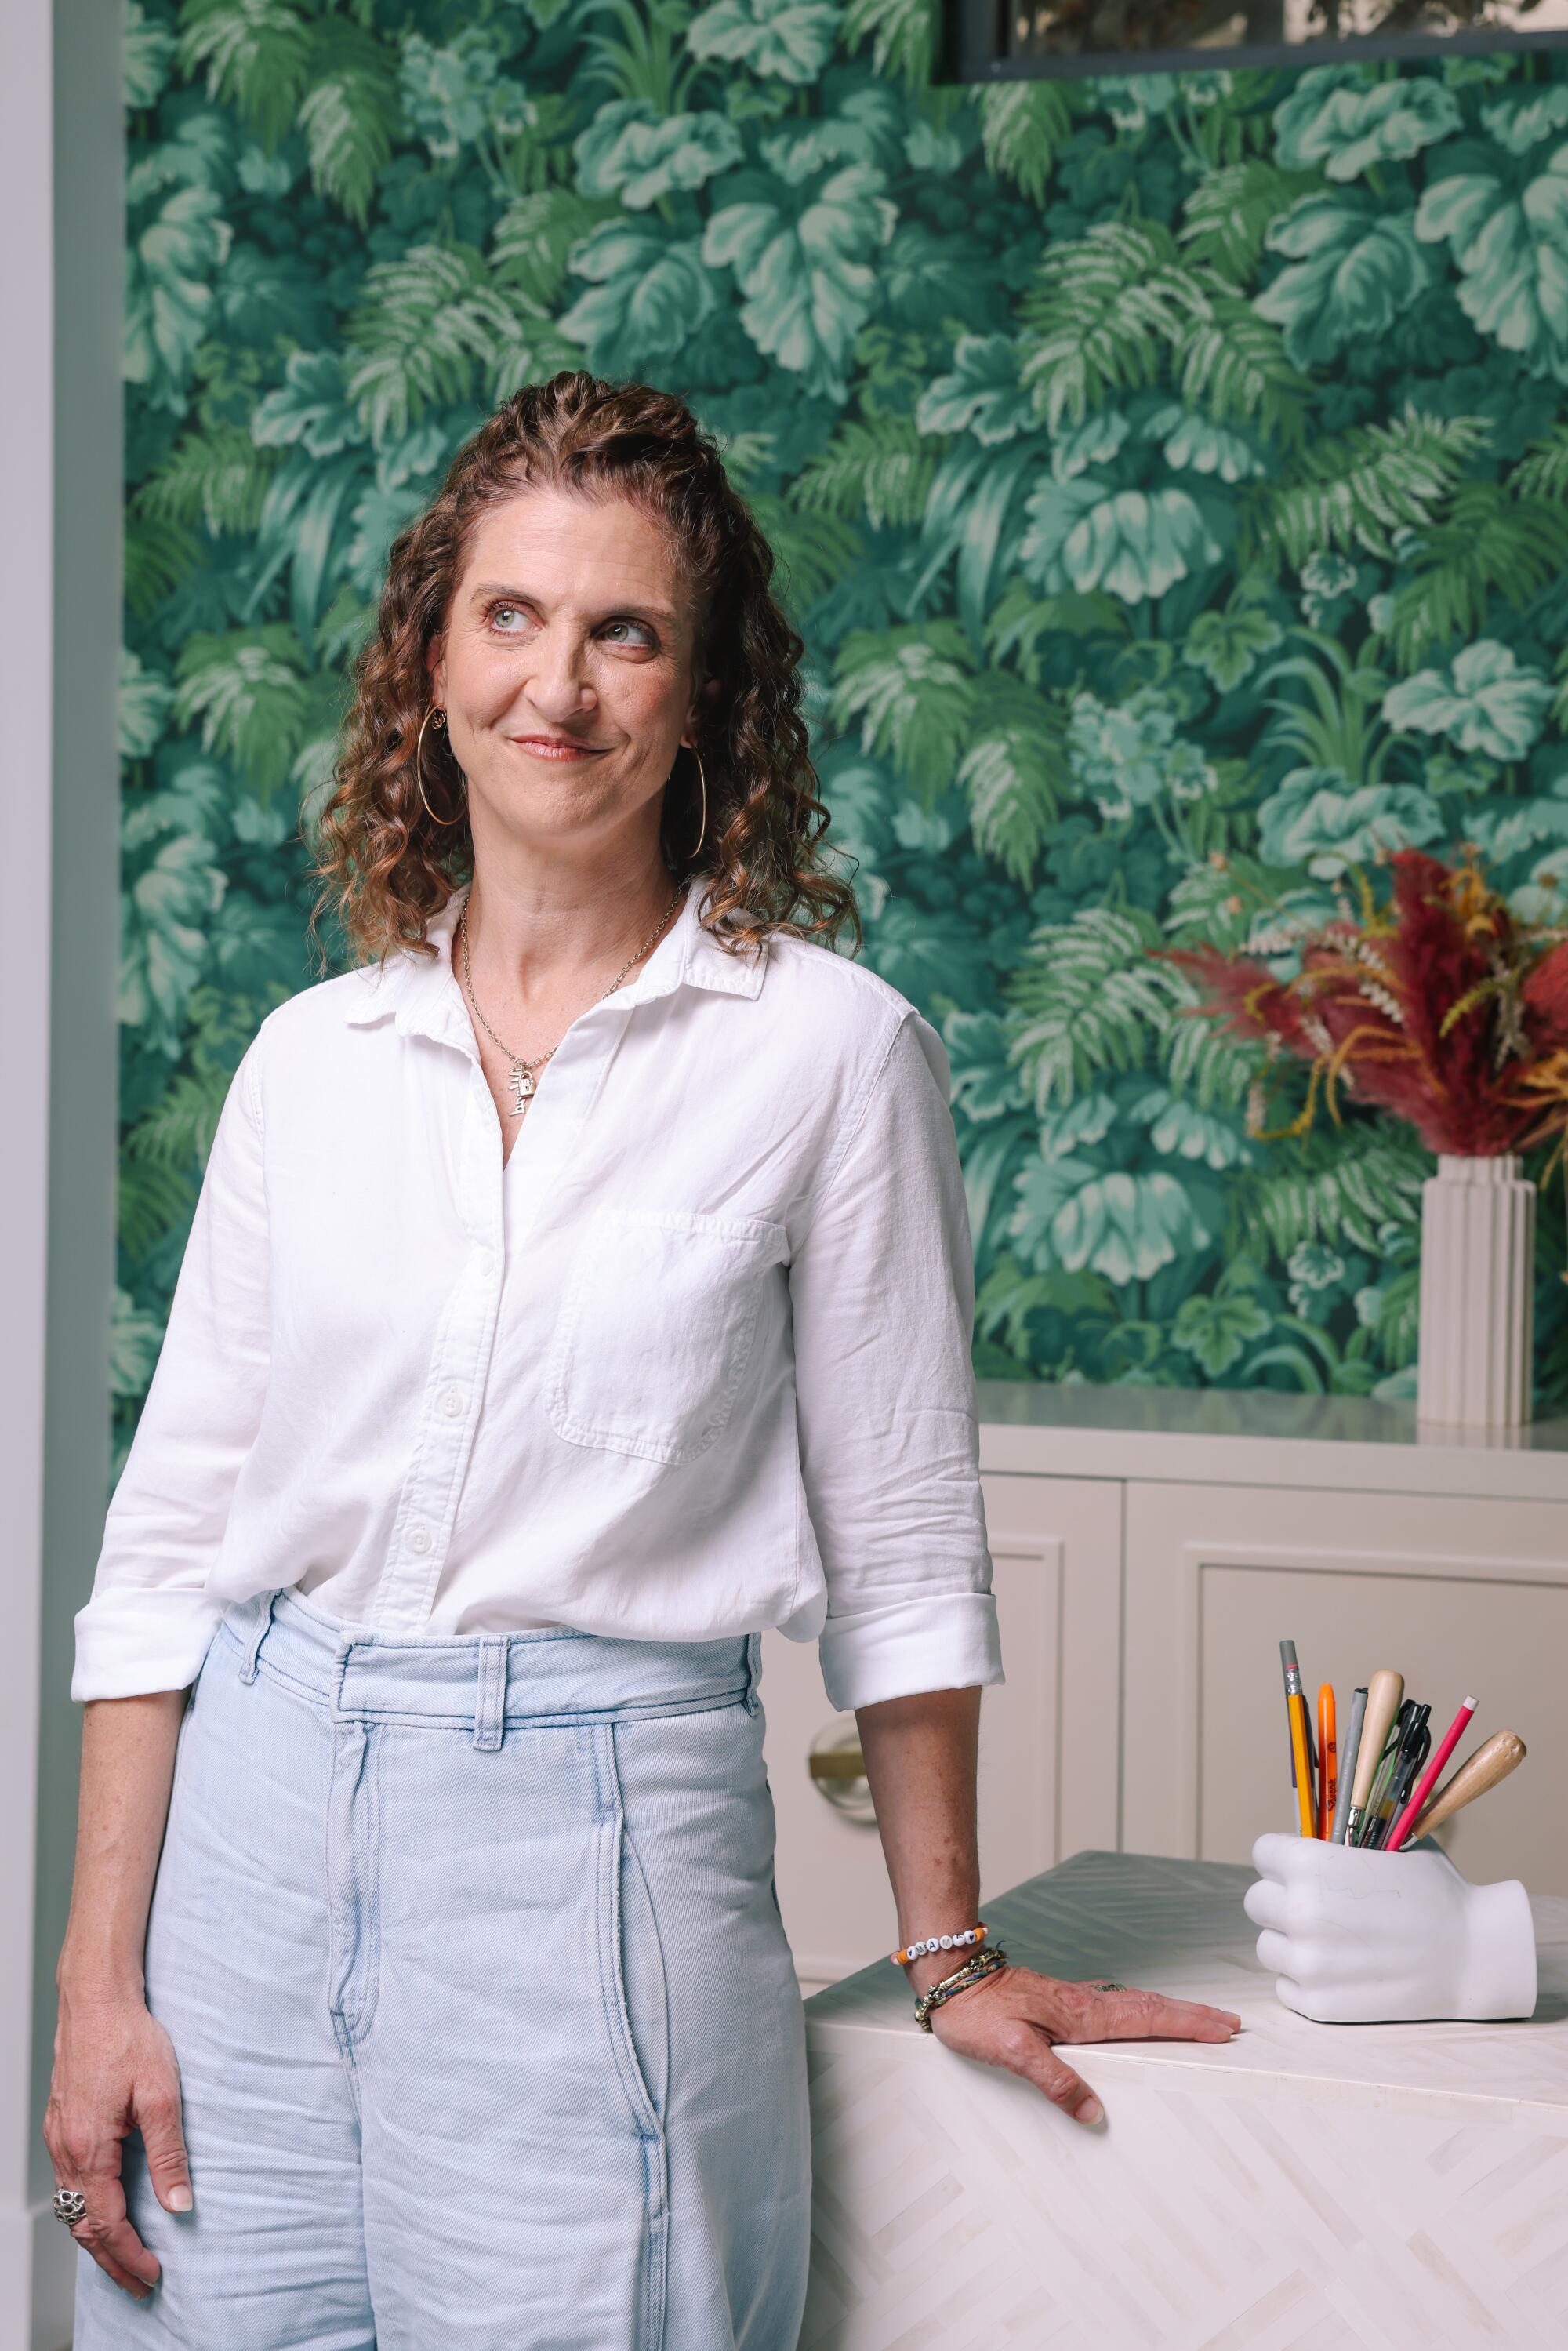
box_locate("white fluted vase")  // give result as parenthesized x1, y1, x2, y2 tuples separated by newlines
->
(1416, 1154, 1535, 1430)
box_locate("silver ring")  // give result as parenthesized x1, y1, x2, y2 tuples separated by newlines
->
(53, 2185, 88, 2227)
(1091, 1979, 1127, 1993)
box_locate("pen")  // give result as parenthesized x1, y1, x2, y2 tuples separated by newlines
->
(1317, 1684, 1336, 1839)
(1280, 1641, 1316, 1837)
(1345, 1668, 1403, 1845)
(1411, 1729, 1526, 1840)
(1357, 1701, 1414, 1847)
(1368, 1705, 1430, 1848)
(1331, 1686, 1367, 1844)
(1388, 1695, 1477, 1851)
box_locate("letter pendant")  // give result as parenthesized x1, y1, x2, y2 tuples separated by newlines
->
(509, 1061, 535, 1117)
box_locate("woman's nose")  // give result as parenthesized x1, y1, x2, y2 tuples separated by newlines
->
(515, 630, 595, 720)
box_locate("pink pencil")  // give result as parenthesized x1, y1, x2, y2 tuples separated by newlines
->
(1387, 1696, 1476, 1852)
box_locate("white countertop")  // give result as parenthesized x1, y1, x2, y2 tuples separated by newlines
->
(976, 1380, 1568, 1499)
(804, 1849, 1568, 2127)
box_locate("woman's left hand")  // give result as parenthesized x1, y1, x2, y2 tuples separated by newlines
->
(917, 1958, 1242, 2125)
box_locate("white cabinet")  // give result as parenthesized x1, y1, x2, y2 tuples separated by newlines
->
(768, 1385, 1568, 1992)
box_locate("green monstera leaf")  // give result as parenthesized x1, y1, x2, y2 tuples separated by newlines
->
(575, 100, 742, 209)
(1256, 193, 1432, 368)
(703, 163, 896, 402)
(917, 333, 1034, 445)
(1049, 1167, 1223, 1285)
(124, 160, 233, 413)
(1416, 150, 1568, 382)
(1383, 640, 1553, 762)
(1022, 478, 1226, 605)
(119, 649, 173, 762)
(1257, 767, 1445, 875)
(1274, 67, 1461, 184)
(120, 831, 227, 1055)
(686, 0, 842, 84)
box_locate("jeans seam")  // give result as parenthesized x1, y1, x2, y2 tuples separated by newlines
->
(593, 1728, 668, 2351)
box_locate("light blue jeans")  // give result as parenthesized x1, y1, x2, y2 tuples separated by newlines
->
(73, 1585, 811, 2350)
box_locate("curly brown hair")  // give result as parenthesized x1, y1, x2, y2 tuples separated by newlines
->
(306, 369, 860, 976)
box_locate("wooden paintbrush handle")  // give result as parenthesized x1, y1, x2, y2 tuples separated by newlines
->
(1412, 1731, 1526, 1839)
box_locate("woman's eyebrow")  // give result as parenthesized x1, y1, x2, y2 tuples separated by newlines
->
(468, 582, 679, 628)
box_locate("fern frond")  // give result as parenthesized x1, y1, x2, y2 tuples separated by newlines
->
(1163, 1013, 1263, 1111)
(838, 0, 932, 86)
(1381, 485, 1568, 666)
(828, 620, 979, 805)
(177, 0, 313, 148)
(1178, 161, 1316, 288)
(133, 423, 278, 536)
(1004, 905, 1179, 1109)
(492, 188, 608, 307)
(977, 81, 1073, 205)
(1018, 222, 1209, 433)
(125, 513, 200, 620)
(1174, 291, 1306, 449)
(343, 243, 577, 443)
(786, 416, 938, 530)
(744, 496, 861, 619)
(297, 20, 399, 227)
(1509, 424, 1568, 506)
(1249, 412, 1490, 572)
(1243, 1127, 1426, 1257)
(124, 1066, 234, 1168)
(957, 674, 1071, 887)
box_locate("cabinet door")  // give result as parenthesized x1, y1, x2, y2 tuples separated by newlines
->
(1124, 1481, 1568, 1891)
(763, 1473, 1122, 1990)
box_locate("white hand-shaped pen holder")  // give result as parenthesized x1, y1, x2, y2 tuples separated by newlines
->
(1246, 1830, 1538, 2024)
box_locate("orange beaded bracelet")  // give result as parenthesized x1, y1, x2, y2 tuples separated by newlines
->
(890, 1921, 989, 1967)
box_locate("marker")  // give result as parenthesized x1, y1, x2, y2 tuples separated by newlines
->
(1345, 1668, 1403, 1845)
(1411, 1730, 1526, 1840)
(1280, 1641, 1316, 1837)
(1317, 1684, 1336, 1838)
(1331, 1686, 1367, 1844)
(1388, 1695, 1477, 1852)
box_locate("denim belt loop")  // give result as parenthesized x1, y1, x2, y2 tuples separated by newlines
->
(237, 1590, 278, 1685)
(742, 1630, 763, 1715)
(472, 1636, 509, 1750)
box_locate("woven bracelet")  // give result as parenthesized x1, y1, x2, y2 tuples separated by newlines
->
(913, 1942, 1007, 2033)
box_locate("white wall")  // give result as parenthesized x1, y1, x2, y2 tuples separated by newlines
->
(0, 0, 122, 2342)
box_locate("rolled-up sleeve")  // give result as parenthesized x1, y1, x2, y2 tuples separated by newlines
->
(71, 1030, 272, 1701)
(789, 1005, 1004, 1713)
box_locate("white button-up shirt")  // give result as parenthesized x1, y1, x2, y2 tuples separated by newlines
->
(72, 874, 1004, 1713)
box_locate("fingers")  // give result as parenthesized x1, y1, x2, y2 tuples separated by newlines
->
(1059, 1985, 1241, 2045)
(137, 2080, 194, 2215)
(1243, 1877, 1290, 1932)
(80, 2160, 162, 2294)
(993, 2019, 1105, 2128)
(1254, 1928, 1294, 1977)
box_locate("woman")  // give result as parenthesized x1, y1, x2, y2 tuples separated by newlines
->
(49, 371, 1240, 2349)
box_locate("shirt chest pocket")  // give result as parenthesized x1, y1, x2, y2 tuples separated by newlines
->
(544, 1206, 789, 1466)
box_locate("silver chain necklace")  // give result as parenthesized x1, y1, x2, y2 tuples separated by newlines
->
(456, 878, 686, 1118)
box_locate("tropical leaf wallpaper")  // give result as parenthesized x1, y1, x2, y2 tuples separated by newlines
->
(118, 0, 1568, 1475)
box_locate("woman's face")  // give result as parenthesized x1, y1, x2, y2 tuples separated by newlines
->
(430, 483, 711, 858)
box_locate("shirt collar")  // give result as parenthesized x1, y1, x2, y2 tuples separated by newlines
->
(341, 870, 767, 1042)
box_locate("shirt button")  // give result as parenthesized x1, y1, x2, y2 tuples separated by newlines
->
(440, 1386, 465, 1418)
(408, 1527, 433, 1556)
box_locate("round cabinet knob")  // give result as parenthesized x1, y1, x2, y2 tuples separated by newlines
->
(808, 1723, 877, 1826)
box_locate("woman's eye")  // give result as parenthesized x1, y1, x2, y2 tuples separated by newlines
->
(488, 602, 525, 632)
(604, 620, 655, 648)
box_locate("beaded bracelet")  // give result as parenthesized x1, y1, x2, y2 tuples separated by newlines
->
(913, 1942, 1008, 2032)
(891, 1921, 988, 1967)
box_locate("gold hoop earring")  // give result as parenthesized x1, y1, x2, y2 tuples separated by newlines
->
(416, 706, 465, 829)
(688, 749, 707, 863)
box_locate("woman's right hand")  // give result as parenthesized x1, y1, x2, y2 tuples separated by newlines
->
(44, 1981, 193, 2300)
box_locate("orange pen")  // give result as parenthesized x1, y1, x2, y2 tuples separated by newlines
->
(1318, 1684, 1337, 1838)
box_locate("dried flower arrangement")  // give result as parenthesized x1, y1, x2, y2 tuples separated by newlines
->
(1162, 847, 1568, 1161)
